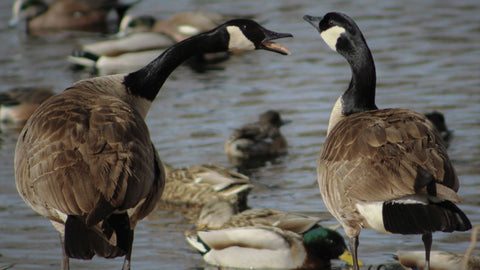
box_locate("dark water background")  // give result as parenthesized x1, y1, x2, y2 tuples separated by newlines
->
(0, 0, 479, 269)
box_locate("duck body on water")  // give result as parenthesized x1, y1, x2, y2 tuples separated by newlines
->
(225, 110, 289, 158)
(186, 200, 357, 269)
(14, 19, 291, 270)
(303, 12, 471, 270)
(8, 0, 130, 34)
(0, 87, 54, 128)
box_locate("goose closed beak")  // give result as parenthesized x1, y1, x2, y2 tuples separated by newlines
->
(303, 15, 322, 32)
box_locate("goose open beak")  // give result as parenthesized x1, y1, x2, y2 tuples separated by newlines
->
(260, 29, 293, 55)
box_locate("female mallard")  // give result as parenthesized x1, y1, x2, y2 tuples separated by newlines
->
(225, 110, 289, 159)
(303, 12, 471, 270)
(158, 164, 253, 218)
(187, 200, 358, 269)
(15, 19, 291, 269)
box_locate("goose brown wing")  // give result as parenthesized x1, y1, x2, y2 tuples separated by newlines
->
(318, 108, 458, 203)
(15, 88, 159, 224)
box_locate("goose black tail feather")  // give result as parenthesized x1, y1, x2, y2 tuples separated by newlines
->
(383, 198, 471, 234)
(65, 213, 133, 259)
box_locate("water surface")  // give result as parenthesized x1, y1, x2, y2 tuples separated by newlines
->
(1, 0, 479, 269)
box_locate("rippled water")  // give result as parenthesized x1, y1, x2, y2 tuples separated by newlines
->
(1, 0, 479, 269)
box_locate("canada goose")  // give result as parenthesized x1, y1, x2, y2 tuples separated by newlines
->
(303, 12, 471, 270)
(69, 11, 230, 73)
(396, 250, 480, 270)
(158, 164, 253, 218)
(187, 200, 358, 269)
(15, 19, 292, 269)
(8, 0, 128, 34)
(425, 111, 452, 147)
(0, 87, 54, 127)
(225, 110, 289, 159)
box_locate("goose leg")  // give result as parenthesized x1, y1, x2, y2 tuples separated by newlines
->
(121, 230, 134, 270)
(122, 252, 131, 270)
(422, 233, 432, 270)
(60, 234, 70, 270)
(349, 236, 360, 270)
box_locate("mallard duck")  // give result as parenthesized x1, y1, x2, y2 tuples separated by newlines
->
(15, 19, 291, 269)
(8, 0, 130, 34)
(71, 48, 168, 76)
(303, 12, 471, 270)
(68, 11, 229, 73)
(0, 87, 54, 127)
(225, 110, 289, 159)
(158, 164, 253, 218)
(187, 200, 359, 269)
(396, 250, 480, 270)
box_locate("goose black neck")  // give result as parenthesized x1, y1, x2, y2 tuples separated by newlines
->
(341, 44, 377, 116)
(123, 28, 228, 101)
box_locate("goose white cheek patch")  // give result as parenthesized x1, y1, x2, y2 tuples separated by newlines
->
(320, 26, 346, 51)
(227, 26, 255, 51)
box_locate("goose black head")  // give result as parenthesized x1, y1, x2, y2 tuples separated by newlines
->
(223, 19, 292, 55)
(303, 12, 367, 57)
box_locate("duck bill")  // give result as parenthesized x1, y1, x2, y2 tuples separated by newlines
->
(303, 15, 322, 32)
(338, 249, 364, 266)
(260, 29, 293, 55)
